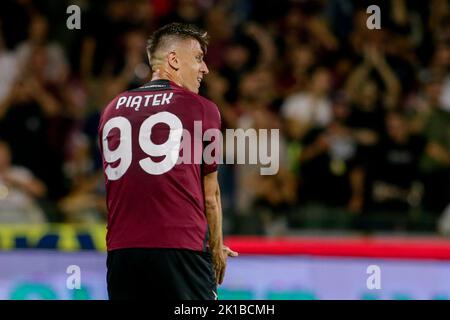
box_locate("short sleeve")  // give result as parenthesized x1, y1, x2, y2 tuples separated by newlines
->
(201, 99, 222, 176)
(10, 166, 34, 183)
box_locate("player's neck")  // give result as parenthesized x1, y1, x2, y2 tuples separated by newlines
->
(151, 69, 182, 88)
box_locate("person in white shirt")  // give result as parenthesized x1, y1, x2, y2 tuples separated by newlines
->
(281, 67, 333, 138)
(0, 140, 47, 223)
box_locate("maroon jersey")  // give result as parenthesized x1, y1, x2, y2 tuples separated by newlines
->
(98, 80, 221, 252)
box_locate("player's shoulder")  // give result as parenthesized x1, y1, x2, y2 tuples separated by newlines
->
(99, 90, 130, 123)
(193, 92, 215, 107)
(177, 87, 216, 109)
(176, 87, 220, 117)
(104, 90, 129, 109)
(196, 94, 221, 121)
(193, 94, 221, 119)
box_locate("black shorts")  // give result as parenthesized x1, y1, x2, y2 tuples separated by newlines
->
(106, 248, 217, 300)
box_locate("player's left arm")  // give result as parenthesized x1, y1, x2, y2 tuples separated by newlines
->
(203, 172, 238, 285)
(203, 171, 225, 284)
(215, 177, 238, 258)
(201, 99, 238, 282)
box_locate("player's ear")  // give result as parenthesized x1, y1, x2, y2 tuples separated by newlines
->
(168, 51, 180, 71)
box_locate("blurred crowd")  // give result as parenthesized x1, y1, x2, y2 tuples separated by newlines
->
(0, 0, 450, 235)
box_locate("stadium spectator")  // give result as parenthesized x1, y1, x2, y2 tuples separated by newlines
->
(0, 140, 46, 223)
(365, 112, 426, 229)
(59, 133, 106, 223)
(281, 67, 333, 141)
(298, 93, 362, 214)
(0, 20, 20, 102)
(15, 14, 68, 86)
(0, 74, 66, 201)
(413, 74, 450, 216)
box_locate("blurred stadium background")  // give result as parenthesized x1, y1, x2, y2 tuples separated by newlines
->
(1, 0, 450, 300)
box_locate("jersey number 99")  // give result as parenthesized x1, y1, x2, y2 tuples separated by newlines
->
(102, 112, 183, 180)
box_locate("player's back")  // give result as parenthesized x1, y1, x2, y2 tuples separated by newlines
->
(98, 79, 220, 252)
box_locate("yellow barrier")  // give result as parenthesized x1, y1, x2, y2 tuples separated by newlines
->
(0, 224, 107, 251)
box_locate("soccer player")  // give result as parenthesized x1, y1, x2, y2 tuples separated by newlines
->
(98, 23, 237, 300)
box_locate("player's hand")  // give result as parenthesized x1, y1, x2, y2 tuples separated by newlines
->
(212, 248, 227, 285)
(223, 245, 239, 258)
(212, 246, 238, 285)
